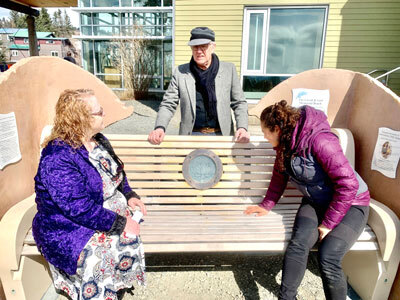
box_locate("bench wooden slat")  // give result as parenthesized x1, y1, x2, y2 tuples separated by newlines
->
(132, 181, 270, 189)
(108, 134, 266, 142)
(115, 148, 276, 156)
(144, 204, 301, 211)
(137, 189, 300, 196)
(111, 141, 272, 149)
(124, 164, 273, 172)
(127, 173, 270, 180)
(120, 156, 275, 164)
(141, 196, 302, 204)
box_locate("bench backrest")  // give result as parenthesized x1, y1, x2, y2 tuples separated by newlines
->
(108, 129, 354, 211)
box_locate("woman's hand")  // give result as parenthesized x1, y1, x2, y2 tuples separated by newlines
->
(128, 197, 147, 216)
(318, 224, 332, 241)
(244, 205, 269, 217)
(124, 216, 140, 236)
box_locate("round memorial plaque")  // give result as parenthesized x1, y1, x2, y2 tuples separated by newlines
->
(182, 149, 223, 190)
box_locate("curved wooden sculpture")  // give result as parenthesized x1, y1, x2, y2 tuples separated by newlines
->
(250, 68, 400, 300)
(0, 57, 133, 218)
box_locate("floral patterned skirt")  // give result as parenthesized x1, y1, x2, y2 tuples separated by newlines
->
(49, 205, 146, 300)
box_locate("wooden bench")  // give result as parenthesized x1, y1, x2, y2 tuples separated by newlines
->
(1, 129, 399, 300)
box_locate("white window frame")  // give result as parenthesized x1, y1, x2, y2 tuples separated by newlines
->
(51, 51, 59, 57)
(240, 5, 329, 99)
(11, 50, 18, 56)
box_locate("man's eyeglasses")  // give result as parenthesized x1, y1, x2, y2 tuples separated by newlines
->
(91, 107, 104, 117)
(191, 44, 210, 52)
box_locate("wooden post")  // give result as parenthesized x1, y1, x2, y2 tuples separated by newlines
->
(26, 15, 39, 57)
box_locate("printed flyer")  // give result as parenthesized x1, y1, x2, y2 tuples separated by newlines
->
(0, 112, 22, 170)
(371, 127, 400, 178)
(292, 88, 330, 115)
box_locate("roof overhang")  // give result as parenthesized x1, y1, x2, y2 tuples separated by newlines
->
(9, 0, 77, 7)
(1, 0, 77, 16)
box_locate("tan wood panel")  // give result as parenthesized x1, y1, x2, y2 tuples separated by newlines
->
(120, 156, 274, 164)
(125, 164, 272, 172)
(115, 148, 275, 156)
(132, 181, 270, 189)
(138, 189, 300, 197)
(141, 196, 302, 204)
(142, 219, 296, 225)
(127, 173, 270, 180)
(138, 189, 266, 197)
(140, 241, 379, 253)
(144, 204, 301, 211)
(21, 240, 380, 256)
(141, 210, 297, 216)
(110, 141, 271, 149)
(108, 134, 267, 143)
(140, 233, 291, 242)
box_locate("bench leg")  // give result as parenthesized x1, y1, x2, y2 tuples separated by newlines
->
(343, 250, 396, 300)
(1, 255, 52, 300)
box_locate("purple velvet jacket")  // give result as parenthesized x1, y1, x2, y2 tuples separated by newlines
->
(259, 106, 370, 229)
(32, 134, 136, 275)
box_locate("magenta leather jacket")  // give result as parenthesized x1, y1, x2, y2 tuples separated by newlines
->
(259, 106, 370, 229)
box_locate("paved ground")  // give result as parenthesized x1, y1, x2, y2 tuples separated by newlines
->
(103, 100, 180, 136)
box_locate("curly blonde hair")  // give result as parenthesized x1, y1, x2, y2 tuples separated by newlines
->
(260, 100, 301, 171)
(42, 89, 95, 149)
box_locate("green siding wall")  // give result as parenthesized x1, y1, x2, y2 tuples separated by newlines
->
(174, 0, 400, 95)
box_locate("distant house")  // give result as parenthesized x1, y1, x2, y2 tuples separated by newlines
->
(8, 29, 77, 64)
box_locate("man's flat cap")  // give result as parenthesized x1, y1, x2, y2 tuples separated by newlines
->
(188, 27, 215, 46)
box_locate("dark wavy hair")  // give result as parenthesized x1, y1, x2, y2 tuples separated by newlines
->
(260, 100, 301, 171)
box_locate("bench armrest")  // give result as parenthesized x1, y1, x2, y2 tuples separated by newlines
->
(368, 198, 400, 262)
(0, 194, 37, 271)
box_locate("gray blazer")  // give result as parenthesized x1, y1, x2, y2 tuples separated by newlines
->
(155, 61, 248, 136)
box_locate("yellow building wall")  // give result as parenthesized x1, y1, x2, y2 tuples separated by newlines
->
(174, 0, 400, 95)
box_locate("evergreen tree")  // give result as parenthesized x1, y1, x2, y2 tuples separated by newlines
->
(52, 9, 63, 36)
(0, 17, 13, 28)
(36, 8, 53, 32)
(52, 9, 74, 37)
(63, 10, 75, 36)
(9, 11, 27, 28)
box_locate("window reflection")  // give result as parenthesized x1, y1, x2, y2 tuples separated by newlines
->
(266, 8, 325, 74)
(79, 9, 172, 90)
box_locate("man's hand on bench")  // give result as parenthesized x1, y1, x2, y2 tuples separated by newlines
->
(148, 128, 166, 145)
(235, 128, 250, 143)
(244, 205, 269, 217)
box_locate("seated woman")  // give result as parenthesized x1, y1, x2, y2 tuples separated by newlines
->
(245, 100, 370, 300)
(32, 89, 147, 300)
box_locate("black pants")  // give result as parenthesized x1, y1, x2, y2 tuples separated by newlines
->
(279, 200, 369, 300)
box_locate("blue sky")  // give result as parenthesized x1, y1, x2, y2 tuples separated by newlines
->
(0, 7, 79, 27)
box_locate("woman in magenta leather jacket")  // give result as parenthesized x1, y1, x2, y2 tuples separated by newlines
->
(245, 100, 370, 300)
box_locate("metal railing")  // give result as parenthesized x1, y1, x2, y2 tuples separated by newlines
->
(367, 66, 400, 86)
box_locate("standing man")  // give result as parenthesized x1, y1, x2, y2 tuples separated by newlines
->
(148, 27, 250, 144)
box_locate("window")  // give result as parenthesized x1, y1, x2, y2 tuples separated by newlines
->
(24, 38, 29, 44)
(241, 6, 328, 99)
(46, 40, 54, 44)
(11, 50, 18, 56)
(51, 51, 59, 57)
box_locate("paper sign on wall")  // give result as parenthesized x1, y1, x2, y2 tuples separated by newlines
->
(0, 112, 22, 170)
(292, 88, 330, 115)
(371, 127, 400, 178)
